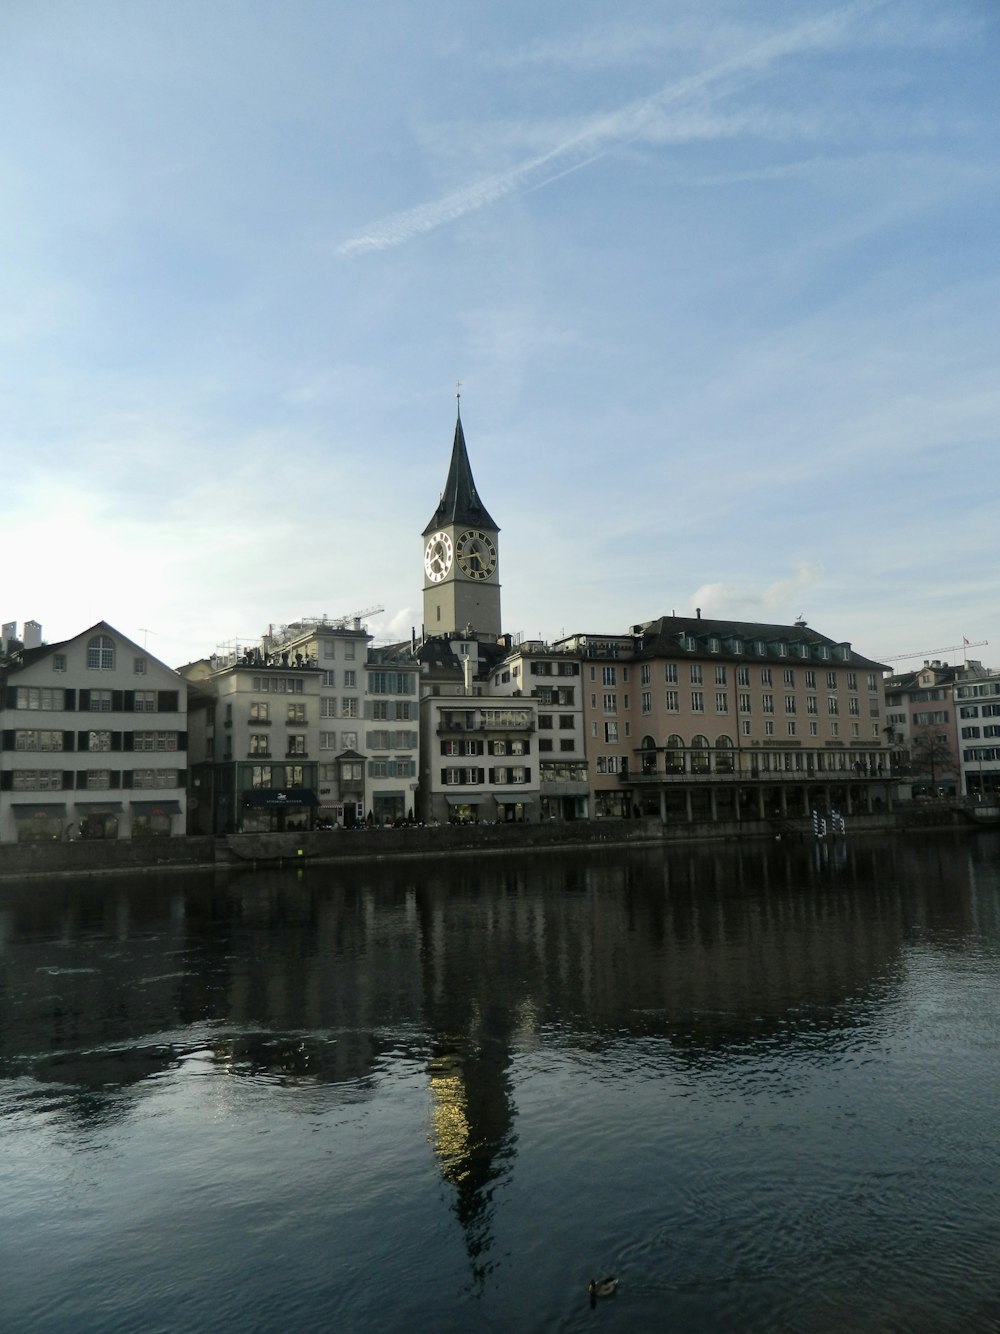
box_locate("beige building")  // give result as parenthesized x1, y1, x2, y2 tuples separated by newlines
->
(0, 622, 188, 842)
(555, 614, 892, 826)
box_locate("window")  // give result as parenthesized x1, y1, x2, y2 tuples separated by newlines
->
(602, 666, 617, 686)
(761, 667, 772, 686)
(784, 696, 796, 714)
(691, 691, 704, 712)
(783, 668, 795, 686)
(809, 721, 818, 736)
(132, 768, 178, 789)
(805, 671, 816, 689)
(641, 691, 652, 713)
(559, 738, 575, 752)
(287, 702, 305, 723)
(86, 634, 115, 670)
(251, 766, 273, 788)
(640, 664, 651, 686)
(90, 690, 112, 712)
(665, 663, 678, 683)
(826, 671, 837, 690)
(342, 698, 358, 717)
(86, 770, 112, 789)
(806, 696, 818, 715)
(14, 730, 63, 751)
(321, 732, 337, 749)
(847, 672, 858, 691)
(828, 697, 839, 715)
(344, 670, 357, 688)
(788, 721, 796, 736)
(16, 687, 66, 710)
(762, 694, 774, 714)
(344, 641, 356, 660)
(321, 670, 336, 687)
(285, 766, 305, 787)
(538, 715, 554, 729)
(739, 693, 751, 713)
(715, 665, 727, 686)
(559, 715, 574, 729)
(737, 666, 750, 687)
(320, 698, 337, 718)
(133, 731, 178, 753)
(134, 657, 147, 675)
(341, 731, 358, 749)
(88, 730, 112, 751)
(13, 770, 63, 790)
(741, 720, 751, 737)
(135, 691, 156, 712)
(715, 692, 728, 713)
(849, 698, 860, 716)
(603, 693, 617, 713)
(764, 721, 774, 736)
(53, 654, 66, 672)
(287, 735, 306, 756)
(604, 721, 619, 743)
(249, 735, 270, 756)
(250, 702, 269, 722)
(666, 690, 679, 711)
(690, 665, 703, 684)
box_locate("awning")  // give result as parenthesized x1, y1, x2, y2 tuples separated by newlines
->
(130, 800, 184, 815)
(444, 795, 480, 806)
(75, 801, 124, 813)
(11, 802, 67, 817)
(495, 796, 535, 806)
(241, 789, 318, 808)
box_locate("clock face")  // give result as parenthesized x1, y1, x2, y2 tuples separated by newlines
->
(456, 529, 498, 580)
(424, 531, 454, 583)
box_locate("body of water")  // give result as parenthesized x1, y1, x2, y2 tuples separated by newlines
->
(2, 832, 999, 1332)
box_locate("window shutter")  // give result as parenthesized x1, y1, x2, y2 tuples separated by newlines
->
(111, 733, 122, 752)
(0, 771, 11, 791)
(157, 690, 179, 712)
(63, 771, 74, 789)
(123, 732, 134, 752)
(124, 691, 134, 711)
(122, 770, 133, 789)
(109, 772, 120, 790)
(1, 730, 14, 750)
(79, 689, 90, 710)
(64, 688, 76, 711)
(76, 772, 88, 789)
(178, 731, 188, 750)
(77, 731, 89, 751)
(63, 731, 75, 751)
(112, 691, 124, 711)
(177, 768, 187, 787)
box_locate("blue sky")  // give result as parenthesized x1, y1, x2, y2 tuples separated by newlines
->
(2, 0, 998, 671)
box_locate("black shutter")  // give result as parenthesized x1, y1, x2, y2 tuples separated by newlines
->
(157, 690, 179, 712)
(124, 690, 135, 712)
(76, 772, 88, 789)
(79, 689, 90, 710)
(5, 688, 17, 708)
(64, 688, 76, 711)
(1, 730, 14, 750)
(177, 768, 187, 787)
(109, 772, 120, 790)
(123, 733, 134, 752)
(111, 733, 122, 752)
(77, 731, 89, 751)
(0, 771, 11, 791)
(178, 731, 188, 750)
(121, 770, 133, 789)
(63, 731, 75, 751)
(63, 771, 74, 789)
(112, 691, 124, 712)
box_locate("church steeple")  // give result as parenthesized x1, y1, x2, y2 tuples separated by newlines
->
(422, 400, 502, 643)
(423, 404, 498, 536)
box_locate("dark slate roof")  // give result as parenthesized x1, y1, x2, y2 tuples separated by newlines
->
(635, 615, 889, 671)
(423, 411, 498, 535)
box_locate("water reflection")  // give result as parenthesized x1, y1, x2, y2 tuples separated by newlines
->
(2, 831, 999, 1326)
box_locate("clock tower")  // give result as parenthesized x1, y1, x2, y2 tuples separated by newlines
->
(422, 403, 502, 642)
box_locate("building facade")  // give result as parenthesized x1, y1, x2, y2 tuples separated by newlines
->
(0, 622, 188, 843)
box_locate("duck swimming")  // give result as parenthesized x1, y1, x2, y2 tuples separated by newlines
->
(588, 1276, 619, 1306)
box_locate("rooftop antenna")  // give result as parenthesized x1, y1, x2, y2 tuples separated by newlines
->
(137, 627, 156, 649)
(456, 379, 462, 415)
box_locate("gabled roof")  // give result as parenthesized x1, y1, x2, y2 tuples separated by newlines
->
(423, 410, 498, 535)
(0, 620, 183, 681)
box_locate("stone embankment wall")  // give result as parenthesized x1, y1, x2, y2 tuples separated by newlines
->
(0, 809, 950, 883)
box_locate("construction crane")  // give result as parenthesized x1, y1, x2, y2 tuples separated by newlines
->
(878, 639, 987, 663)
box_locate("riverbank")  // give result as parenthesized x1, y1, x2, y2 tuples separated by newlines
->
(0, 803, 986, 882)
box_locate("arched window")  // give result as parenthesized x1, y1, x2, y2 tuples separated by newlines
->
(664, 734, 685, 773)
(714, 735, 735, 774)
(87, 634, 115, 670)
(691, 734, 710, 774)
(640, 735, 657, 775)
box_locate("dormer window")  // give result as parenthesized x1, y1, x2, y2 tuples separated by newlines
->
(708, 638, 720, 653)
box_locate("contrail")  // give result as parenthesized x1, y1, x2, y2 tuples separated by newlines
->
(337, 0, 884, 257)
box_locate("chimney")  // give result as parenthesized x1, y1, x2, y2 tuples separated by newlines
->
(696, 608, 701, 619)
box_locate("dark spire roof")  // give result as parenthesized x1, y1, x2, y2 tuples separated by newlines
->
(423, 407, 499, 535)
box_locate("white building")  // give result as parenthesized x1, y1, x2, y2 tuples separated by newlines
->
(0, 622, 188, 842)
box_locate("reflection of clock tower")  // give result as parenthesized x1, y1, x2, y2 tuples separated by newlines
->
(423, 403, 501, 642)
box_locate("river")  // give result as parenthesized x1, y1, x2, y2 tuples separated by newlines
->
(2, 832, 999, 1332)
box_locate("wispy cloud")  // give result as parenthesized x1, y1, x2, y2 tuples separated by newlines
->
(337, 0, 886, 256)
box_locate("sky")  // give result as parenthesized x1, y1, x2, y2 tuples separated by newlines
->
(2, 0, 998, 672)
